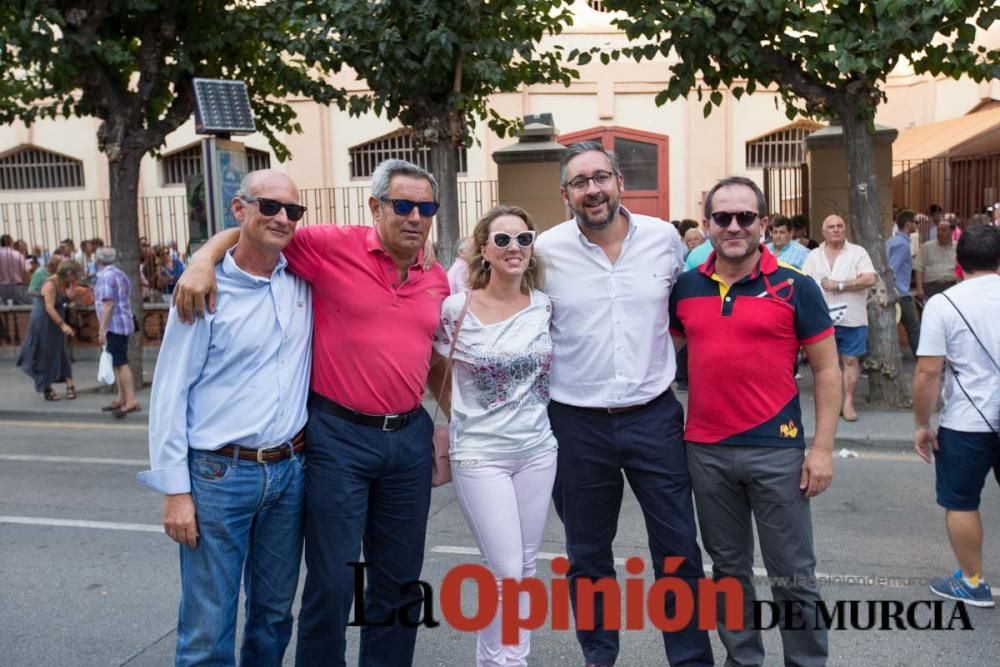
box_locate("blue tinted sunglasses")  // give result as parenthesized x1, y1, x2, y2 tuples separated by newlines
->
(380, 198, 440, 217)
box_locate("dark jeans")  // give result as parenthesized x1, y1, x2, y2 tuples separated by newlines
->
(548, 391, 713, 667)
(898, 295, 920, 357)
(295, 405, 433, 667)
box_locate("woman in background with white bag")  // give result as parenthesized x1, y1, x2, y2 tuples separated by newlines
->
(94, 247, 140, 419)
(433, 205, 557, 666)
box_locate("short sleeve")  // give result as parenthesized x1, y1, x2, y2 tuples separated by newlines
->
(916, 296, 948, 357)
(794, 273, 834, 344)
(801, 250, 818, 279)
(668, 283, 685, 336)
(913, 244, 927, 273)
(856, 247, 875, 274)
(282, 226, 334, 283)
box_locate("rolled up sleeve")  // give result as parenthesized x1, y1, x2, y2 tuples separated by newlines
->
(137, 307, 210, 495)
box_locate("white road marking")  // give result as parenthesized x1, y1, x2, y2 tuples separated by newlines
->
(0, 419, 146, 432)
(0, 454, 146, 466)
(0, 515, 162, 533)
(430, 546, 999, 598)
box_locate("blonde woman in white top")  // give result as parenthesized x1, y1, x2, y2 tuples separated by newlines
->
(433, 206, 557, 667)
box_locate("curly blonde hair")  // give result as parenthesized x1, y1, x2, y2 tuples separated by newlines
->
(466, 206, 544, 293)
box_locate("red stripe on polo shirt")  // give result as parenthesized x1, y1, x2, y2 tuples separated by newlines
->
(670, 246, 834, 446)
(283, 225, 449, 414)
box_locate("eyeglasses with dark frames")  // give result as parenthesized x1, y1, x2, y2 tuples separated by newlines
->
(710, 211, 759, 228)
(489, 230, 536, 248)
(240, 196, 307, 222)
(380, 198, 440, 217)
(564, 170, 616, 192)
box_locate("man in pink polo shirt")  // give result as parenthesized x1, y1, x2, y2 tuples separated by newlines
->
(174, 159, 450, 667)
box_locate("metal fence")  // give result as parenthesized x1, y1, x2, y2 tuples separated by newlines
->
(893, 154, 1000, 223)
(0, 180, 498, 252)
(762, 164, 809, 219)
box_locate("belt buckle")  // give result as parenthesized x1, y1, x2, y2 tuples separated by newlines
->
(382, 414, 401, 431)
(256, 447, 268, 463)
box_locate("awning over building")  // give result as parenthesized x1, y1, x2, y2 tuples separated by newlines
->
(893, 105, 1000, 162)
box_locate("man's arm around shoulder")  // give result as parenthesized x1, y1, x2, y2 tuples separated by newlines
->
(173, 228, 240, 322)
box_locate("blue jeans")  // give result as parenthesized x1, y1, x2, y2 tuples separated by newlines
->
(296, 406, 433, 667)
(175, 448, 306, 667)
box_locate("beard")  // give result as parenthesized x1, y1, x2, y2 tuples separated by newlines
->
(571, 191, 621, 231)
(713, 234, 761, 262)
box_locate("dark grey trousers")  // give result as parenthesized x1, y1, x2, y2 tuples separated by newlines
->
(687, 443, 828, 667)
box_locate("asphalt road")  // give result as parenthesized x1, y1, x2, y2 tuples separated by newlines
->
(1, 420, 998, 666)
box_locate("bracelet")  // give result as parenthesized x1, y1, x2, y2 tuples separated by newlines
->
(914, 424, 932, 430)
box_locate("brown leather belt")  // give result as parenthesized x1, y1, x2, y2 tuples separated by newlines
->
(215, 430, 306, 463)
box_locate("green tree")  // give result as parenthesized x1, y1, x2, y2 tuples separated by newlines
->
(0, 0, 339, 387)
(296, 0, 578, 266)
(602, 0, 1000, 407)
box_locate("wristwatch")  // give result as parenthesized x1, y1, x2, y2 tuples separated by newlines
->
(837, 281, 844, 292)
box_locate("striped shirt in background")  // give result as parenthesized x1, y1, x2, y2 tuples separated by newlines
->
(802, 242, 875, 328)
(94, 264, 134, 335)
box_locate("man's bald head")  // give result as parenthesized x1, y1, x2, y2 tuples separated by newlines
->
(821, 214, 847, 244)
(236, 169, 298, 200)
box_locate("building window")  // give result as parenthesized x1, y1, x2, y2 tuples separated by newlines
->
(162, 145, 271, 185)
(349, 128, 468, 179)
(0, 147, 84, 190)
(745, 120, 823, 168)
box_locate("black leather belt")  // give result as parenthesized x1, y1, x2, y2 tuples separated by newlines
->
(309, 392, 421, 432)
(215, 429, 306, 463)
(571, 389, 671, 415)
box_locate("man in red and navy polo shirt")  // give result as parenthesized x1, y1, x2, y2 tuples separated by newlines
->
(669, 176, 841, 667)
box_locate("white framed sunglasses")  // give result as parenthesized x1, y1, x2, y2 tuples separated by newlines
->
(489, 230, 536, 248)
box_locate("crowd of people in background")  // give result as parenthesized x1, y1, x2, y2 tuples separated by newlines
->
(0, 233, 187, 306)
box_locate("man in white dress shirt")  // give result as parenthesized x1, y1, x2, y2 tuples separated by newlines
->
(536, 141, 712, 667)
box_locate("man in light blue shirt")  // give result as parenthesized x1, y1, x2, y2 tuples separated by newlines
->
(139, 170, 313, 666)
(684, 235, 713, 271)
(885, 209, 920, 356)
(765, 216, 809, 269)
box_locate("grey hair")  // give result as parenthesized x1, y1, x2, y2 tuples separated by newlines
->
(95, 246, 117, 265)
(703, 176, 768, 220)
(559, 141, 621, 185)
(370, 159, 439, 201)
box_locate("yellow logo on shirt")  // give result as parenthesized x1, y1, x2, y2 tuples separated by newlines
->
(779, 420, 799, 439)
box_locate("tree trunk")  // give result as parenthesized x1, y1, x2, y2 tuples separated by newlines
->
(838, 108, 908, 408)
(429, 141, 460, 268)
(107, 149, 145, 393)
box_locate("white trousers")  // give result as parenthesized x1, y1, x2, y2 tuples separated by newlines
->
(451, 449, 558, 667)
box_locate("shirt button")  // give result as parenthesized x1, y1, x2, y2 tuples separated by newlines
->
(725, 296, 732, 302)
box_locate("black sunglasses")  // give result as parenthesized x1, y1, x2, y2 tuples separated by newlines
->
(241, 196, 307, 221)
(490, 230, 536, 248)
(710, 211, 759, 228)
(381, 198, 440, 217)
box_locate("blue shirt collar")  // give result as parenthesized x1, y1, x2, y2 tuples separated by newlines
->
(222, 247, 288, 286)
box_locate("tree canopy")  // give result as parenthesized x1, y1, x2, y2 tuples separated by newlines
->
(601, 0, 1000, 406)
(294, 0, 579, 264)
(602, 0, 1000, 121)
(0, 0, 342, 386)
